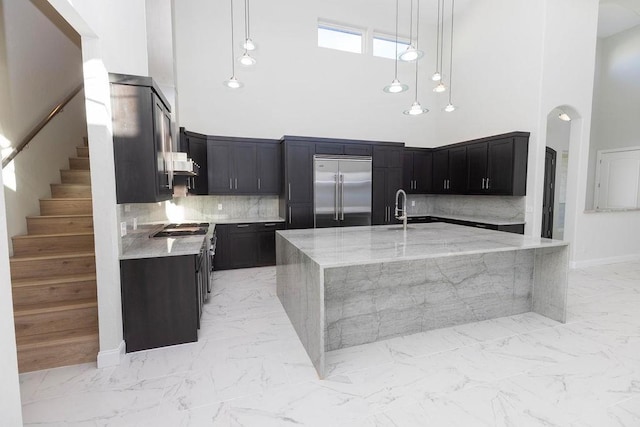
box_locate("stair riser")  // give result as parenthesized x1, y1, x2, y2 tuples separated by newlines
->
(12, 281, 97, 306)
(51, 185, 92, 198)
(60, 170, 91, 185)
(10, 256, 96, 280)
(14, 306, 98, 339)
(76, 147, 89, 158)
(27, 216, 93, 234)
(12, 235, 95, 257)
(40, 199, 92, 215)
(69, 158, 90, 170)
(17, 337, 98, 372)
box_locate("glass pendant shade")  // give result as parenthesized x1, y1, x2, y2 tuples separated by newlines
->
(444, 103, 456, 112)
(238, 52, 256, 66)
(399, 44, 424, 62)
(433, 82, 446, 93)
(403, 101, 428, 116)
(383, 78, 409, 94)
(243, 38, 256, 51)
(431, 72, 442, 81)
(224, 76, 243, 89)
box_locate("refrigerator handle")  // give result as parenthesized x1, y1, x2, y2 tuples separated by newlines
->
(340, 174, 345, 220)
(334, 173, 339, 221)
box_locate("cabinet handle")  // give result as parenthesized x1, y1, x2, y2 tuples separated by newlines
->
(237, 224, 250, 228)
(289, 206, 292, 224)
(258, 178, 261, 190)
(482, 178, 485, 189)
(340, 174, 345, 220)
(486, 178, 490, 189)
(264, 223, 276, 227)
(475, 224, 487, 228)
(288, 183, 291, 201)
(443, 179, 446, 190)
(229, 178, 232, 189)
(235, 178, 238, 189)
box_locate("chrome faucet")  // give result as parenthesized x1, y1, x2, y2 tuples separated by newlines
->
(395, 189, 408, 230)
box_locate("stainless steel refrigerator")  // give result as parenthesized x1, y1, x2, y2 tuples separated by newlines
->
(313, 155, 372, 228)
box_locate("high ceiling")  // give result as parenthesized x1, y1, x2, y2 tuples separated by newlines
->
(598, 0, 640, 38)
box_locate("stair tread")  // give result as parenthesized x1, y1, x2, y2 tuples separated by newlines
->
(13, 232, 94, 239)
(17, 327, 98, 349)
(14, 298, 97, 316)
(51, 183, 92, 187)
(27, 214, 93, 219)
(40, 198, 91, 201)
(12, 274, 96, 287)
(11, 251, 95, 261)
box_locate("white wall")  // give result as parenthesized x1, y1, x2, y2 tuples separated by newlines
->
(48, 0, 150, 367)
(0, 171, 22, 426)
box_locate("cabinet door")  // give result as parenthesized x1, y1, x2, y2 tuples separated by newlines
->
(385, 167, 403, 224)
(372, 167, 386, 225)
(467, 142, 488, 194)
(413, 151, 433, 193)
(213, 224, 231, 270)
(233, 142, 257, 193)
(228, 225, 258, 269)
(257, 223, 285, 266)
(288, 203, 314, 229)
(152, 94, 172, 199)
(344, 143, 372, 156)
(487, 138, 514, 194)
(373, 146, 403, 168)
(285, 142, 313, 204)
(448, 146, 468, 194)
(316, 142, 344, 155)
(186, 136, 208, 195)
(402, 152, 414, 193)
(256, 143, 281, 194)
(432, 149, 449, 193)
(208, 141, 233, 193)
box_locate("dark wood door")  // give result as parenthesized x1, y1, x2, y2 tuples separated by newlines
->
(372, 167, 386, 225)
(233, 143, 257, 193)
(288, 204, 314, 229)
(285, 142, 313, 204)
(152, 94, 171, 199)
(385, 167, 403, 224)
(487, 138, 514, 194)
(402, 152, 414, 193)
(432, 149, 449, 193)
(186, 135, 208, 195)
(542, 147, 556, 238)
(344, 143, 372, 156)
(208, 141, 233, 193)
(315, 142, 344, 155)
(467, 142, 488, 194)
(448, 146, 467, 193)
(228, 224, 258, 268)
(373, 146, 403, 168)
(256, 143, 281, 194)
(257, 223, 285, 266)
(413, 151, 433, 193)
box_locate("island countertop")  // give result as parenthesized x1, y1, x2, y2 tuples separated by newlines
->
(277, 222, 567, 268)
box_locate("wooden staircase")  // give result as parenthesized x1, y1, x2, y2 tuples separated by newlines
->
(10, 143, 99, 372)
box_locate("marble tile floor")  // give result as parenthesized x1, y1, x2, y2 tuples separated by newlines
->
(20, 260, 640, 426)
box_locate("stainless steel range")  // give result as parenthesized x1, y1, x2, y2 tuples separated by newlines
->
(152, 222, 209, 237)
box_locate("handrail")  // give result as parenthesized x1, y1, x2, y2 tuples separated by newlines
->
(2, 83, 84, 169)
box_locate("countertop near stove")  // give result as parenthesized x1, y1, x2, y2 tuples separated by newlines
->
(120, 224, 212, 260)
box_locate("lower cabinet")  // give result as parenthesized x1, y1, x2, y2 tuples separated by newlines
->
(429, 216, 524, 234)
(214, 222, 285, 270)
(120, 252, 203, 352)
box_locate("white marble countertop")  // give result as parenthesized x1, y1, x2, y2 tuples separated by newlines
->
(120, 224, 212, 260)
(277, 222, 567, 268)
(408, 213, 525, 226)
(206, 216, 285, 224)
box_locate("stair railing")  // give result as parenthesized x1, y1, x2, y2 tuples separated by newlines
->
(2, 83, 84, 169)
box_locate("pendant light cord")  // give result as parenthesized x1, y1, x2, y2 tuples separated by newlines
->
(435, 0, 441, 73)
(415, 0, 420, 50)
(439, 0, 445, 76)
(409, 0, 414, 47)
(414, 0, 420, 100)
(245, 0, 250, 39)
(394, 0, 399, 78)
(448, 0, 455, 103)
(230, 0, 235, 75)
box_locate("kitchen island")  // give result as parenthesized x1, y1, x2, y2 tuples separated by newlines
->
(276, 222, 569, 378)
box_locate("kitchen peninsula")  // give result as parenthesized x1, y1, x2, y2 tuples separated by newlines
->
(276, 223, 569, 378)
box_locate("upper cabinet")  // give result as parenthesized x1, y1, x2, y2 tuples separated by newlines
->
(466, 134, 529, 196)
(432, 146, 467, 194)
(282, 137, 314, 229)
(110, 73, 173, 204)
(179, 129, 208, 195)
(403, 149, 433, 194)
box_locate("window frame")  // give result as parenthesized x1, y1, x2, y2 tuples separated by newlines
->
(317, 21, 366, 54)
(372, 31, 411, 60)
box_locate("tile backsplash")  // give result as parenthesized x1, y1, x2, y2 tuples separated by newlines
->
(407, 195, 525, 222)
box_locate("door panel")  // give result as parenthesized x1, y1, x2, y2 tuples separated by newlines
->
(432, 149, 449, 193)
(256, 144, 280, 194)
(233, 143, 257, 192)
(403, 152, 414, 193)
(413, 151, 432, 193)
(386, 167, 403, 224)
(340, 158, 372, 226)
(208, 141, 232, 193)
(467, 142, 487, 194)
(541, 147, 556, 238)
(487, 138, 514, 194)
(314, 158, 339, 228)
(286, 143, 313, 203)
(448, 146, 467, 193)
(372, 168, 386, 225)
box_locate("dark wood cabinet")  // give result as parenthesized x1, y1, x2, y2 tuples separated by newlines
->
(430, 146, 467, 194)
(207, 139, 257, 194)
(179, 129, 208, 195)
(282, 138, 314, 229)
(214, 222, 285, 270)
(432, 149, 449, 194)
(465, 135, 528, 196)
(315, 141, 373, 156)
(403, 149, 432, 193)
(372, 167, 402, 225)
(110, 73, 173, 204)
(373, 145, 403, 168)
(120, 254, 199, 352)
(256, 143, 281, 194)
(429, 216, 524, 234)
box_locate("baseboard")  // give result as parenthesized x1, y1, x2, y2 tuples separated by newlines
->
(97, 340, 125, 368)
(570, 253, 640, 269)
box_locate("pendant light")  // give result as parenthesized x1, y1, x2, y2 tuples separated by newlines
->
(558, 111, 571, 121)
(224, 0, 243, 89)
(399, 0, 424, 62)
(431, 0, 442, 81)
(444, 0, 457, 112)
(384, 0, 408, 93)
(238, 0, 256, 66)
(242, 0, 256, 51)
(403, 0, 428, 115)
